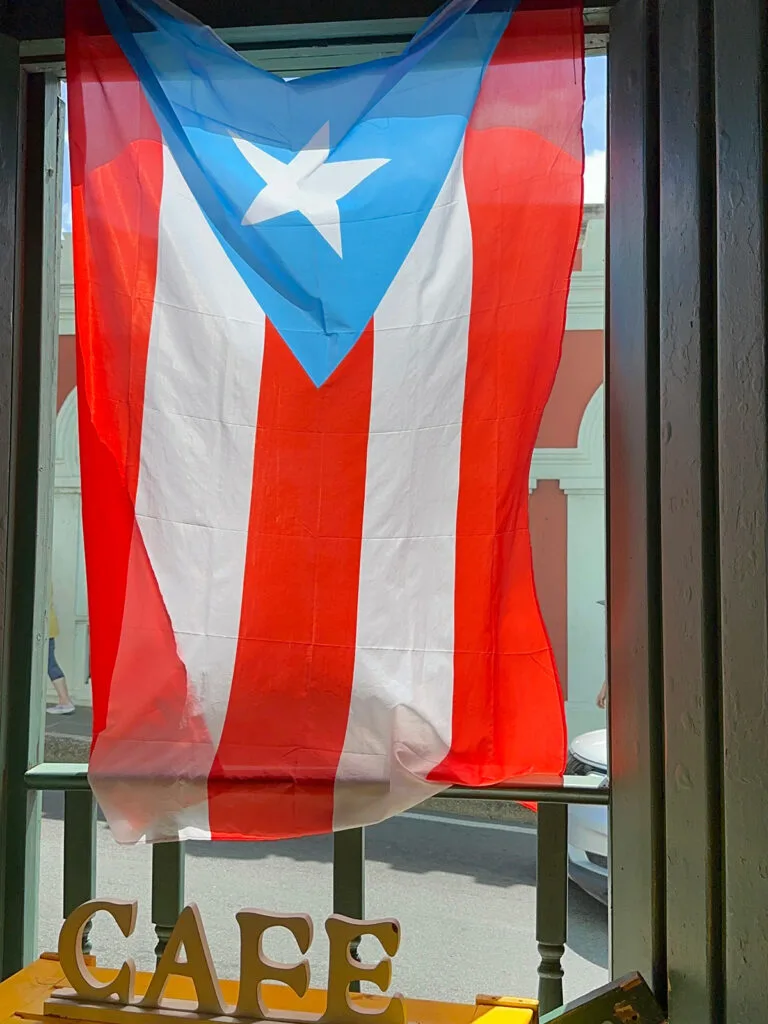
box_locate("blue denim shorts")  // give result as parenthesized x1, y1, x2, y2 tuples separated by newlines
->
(48, 637, 65, 681)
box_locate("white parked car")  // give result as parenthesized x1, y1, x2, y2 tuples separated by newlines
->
(566, 728, 608, 904)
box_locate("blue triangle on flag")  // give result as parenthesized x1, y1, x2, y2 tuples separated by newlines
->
(100, 0, 513, 385)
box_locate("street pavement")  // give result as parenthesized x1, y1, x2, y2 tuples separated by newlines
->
(36, 800, 607, 1007)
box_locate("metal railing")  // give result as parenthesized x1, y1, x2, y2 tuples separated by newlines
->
(24, 764, 608, 1017)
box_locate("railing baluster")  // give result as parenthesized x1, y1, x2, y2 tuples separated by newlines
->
(151, 841, 185, 961)
(26, 766, 605, 1006)
(63, 790, 96, 953)
(333, 827, 365, 992)
(536, 801, 568, 1016)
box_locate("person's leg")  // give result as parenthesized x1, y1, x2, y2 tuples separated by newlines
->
(51, 675, 73, 708)
(47, 638, 74, 714)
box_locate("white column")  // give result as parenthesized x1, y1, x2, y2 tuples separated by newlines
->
(562, 480, 606, 739)
(530, 382, 606, 743)
(51, 389, 90, 705)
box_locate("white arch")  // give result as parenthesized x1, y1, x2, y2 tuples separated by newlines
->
(55, 387, 80, 489)
(530, 383, 604, 494)
(576, 384, 604, 469)
(527, 385, 607, 736)
(51, 385, 90, 703)
(564, 384, 607, 736)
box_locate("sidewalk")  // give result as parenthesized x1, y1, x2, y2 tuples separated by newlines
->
(44, 703, 91, 762)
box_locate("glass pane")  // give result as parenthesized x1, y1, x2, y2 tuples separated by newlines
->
(42, 41, 608, 1008)
(531, 53, 608, 748)
(529, 52, 608, 988)
(363, 811, 607, 1003)
(44, 83, 86, 746)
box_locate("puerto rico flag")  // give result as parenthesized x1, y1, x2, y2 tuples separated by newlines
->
(67, 0, 584, 843)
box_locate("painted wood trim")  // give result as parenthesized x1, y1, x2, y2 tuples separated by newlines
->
(607, 0, 667, 1000)
(12, 5, 614, 53)
(714, 0, 768, 1018)
(1, 72, 63, 976)
(658, 0, 724, 1019)
(63, 790, 97, 954)
(535, 802, 568, 1016)
(0, 29, 21, 982)
(152, 843, 186, 961)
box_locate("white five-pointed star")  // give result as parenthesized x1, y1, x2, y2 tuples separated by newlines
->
(232, 123, 389, 258)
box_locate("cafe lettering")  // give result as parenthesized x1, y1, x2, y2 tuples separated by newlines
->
(45, 901, 404, 1024)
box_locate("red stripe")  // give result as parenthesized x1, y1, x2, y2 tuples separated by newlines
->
(68, 4, 214, 834)
(67, 1, 163, 741)
(208, 323, 373, 839)
(436, 6, 584, 785)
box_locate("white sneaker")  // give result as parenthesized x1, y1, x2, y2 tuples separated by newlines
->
(47, 703, 75, 715)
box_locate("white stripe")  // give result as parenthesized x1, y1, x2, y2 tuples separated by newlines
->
(333, 146, 472, 829)
(135, 146, 265, 838)
(401, 811, 537, 835)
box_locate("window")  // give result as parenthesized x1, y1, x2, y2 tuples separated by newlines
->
(36, 24, 608, 1010)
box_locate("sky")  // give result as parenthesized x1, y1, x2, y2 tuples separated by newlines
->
(60, 54, 607, 233)
(583, 55, 607, 203)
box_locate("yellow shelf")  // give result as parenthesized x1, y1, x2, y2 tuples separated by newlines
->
(0, 957, 536, 1024)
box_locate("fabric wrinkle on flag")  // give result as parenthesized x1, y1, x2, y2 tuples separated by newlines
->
(66, 0, 585, 843)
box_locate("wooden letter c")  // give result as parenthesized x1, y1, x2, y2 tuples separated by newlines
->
(58, 900, 137, 1004)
